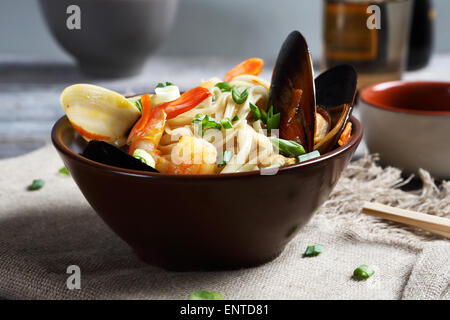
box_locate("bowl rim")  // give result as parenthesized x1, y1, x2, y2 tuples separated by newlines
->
(360, 80, 450, 116)
(51, 115, 363, 179)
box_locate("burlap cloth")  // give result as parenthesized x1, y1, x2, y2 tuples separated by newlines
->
(0, 145, 449, 300)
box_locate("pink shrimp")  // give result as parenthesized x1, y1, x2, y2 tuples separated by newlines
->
(127, 87, 217, 174)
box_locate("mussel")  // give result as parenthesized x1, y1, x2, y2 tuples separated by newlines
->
(82, 140, 158, 173)
(313, 64, 357, 154)
(269, 31, 357, 154)
(269, 31, 316, 152)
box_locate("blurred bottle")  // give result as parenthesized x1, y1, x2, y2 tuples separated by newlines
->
(322, 0, 412, 90)
(407, 0, 434, 70)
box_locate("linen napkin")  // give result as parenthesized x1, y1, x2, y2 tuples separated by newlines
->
(0, 145, 449, 300)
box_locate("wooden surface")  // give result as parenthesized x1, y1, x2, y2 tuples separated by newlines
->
(1, 55, 449, 159)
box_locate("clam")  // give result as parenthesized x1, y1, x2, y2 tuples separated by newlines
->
(61, 84, 141, 147)
(269, 31, 357, 154)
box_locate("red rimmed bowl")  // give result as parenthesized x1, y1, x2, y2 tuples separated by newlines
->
(360, 81, 450, 179)
(52, 116, 362, 271)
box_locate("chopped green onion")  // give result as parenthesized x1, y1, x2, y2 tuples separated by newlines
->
(249, 104, 280, 134)
(353, 265, 375, 280)
(271, 138, 306, 157)
(128, 98, 142, 112)
(303, 244, 324, 257)
(231, 115, 239, 122)
(218, 150, 233, 168)
(59, 166, 70, 176)
(249, 103, 262, 121)
(188, 290, 223, 300)
(266, 105, 280, 134)
(297, 150, 321, 163)
(192, 114, 222, 136)
(231, 86, 248, 105)
(221, 118, 233, 129)
(192, 113, 206, 122)
(133, 149, 156, 168)
(156, 82, 175, 89)
(215, 82, 232, 92)
(28, 179, 44, 191)
(212, 94, 217, 102)
(261, 108, 268, 124)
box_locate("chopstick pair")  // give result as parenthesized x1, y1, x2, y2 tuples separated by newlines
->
(362, 202, 450, 239)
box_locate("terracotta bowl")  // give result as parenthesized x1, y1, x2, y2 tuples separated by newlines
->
(52, 116, 362, 271)
(360, 81, 450, 179)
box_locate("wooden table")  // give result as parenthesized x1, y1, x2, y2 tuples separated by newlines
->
(1, 55, 449, 159)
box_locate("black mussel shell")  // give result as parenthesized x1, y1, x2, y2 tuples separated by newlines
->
(82, 140, 158, 173)
(315, 64, 357, 110)
(269, 30, 316, 152)
(313, 64, 357, 154)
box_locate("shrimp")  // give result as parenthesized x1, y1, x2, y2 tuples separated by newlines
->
(158, 136, 218, 175)
(127, 87, 217, 174)
(224, 58, 264, 82)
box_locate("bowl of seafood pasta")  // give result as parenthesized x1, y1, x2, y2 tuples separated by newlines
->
(52, 31, 363, 271)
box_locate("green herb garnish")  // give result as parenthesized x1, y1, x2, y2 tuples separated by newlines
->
(59, 166, 70, 176)
(133, 149, 156, 168)
(28, 179, 44, 191)
(221, 118, 233, 129)
(189, 290, 223, 300)
(353, 265, 375, 280)
(192, 114, 222, 136)
(271, 138, 306, 157)
(232, 115, 239, 122)
(266, 105, 281, 134)
(231, 86, 248, 104)
(303, 244, 324, 257)
(249, 103, 262, 121)
(218, 150, 233, 168)
(297, 150, 321, 163)
(128, 98, 142, 112)
(249, 104, 280, 134)
(215, 82, 232, 92)
(156, 82, 175, 89)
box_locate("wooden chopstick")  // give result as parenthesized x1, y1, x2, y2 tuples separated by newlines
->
(362, 202, 450, 239)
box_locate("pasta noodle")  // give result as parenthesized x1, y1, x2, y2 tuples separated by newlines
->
(161, 75, 295, 174)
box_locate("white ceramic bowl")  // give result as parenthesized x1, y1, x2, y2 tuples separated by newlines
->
(359, 81, 450, 179)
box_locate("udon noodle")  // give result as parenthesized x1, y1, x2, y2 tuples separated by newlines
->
(158, 75, 294, 173)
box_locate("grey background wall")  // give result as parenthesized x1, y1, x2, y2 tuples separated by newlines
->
(0, 0, 449, 62)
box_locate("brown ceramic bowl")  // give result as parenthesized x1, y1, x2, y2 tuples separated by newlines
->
(52, 116, 362, 271)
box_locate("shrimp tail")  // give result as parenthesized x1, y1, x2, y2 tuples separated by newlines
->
(127, 87, 212, 156)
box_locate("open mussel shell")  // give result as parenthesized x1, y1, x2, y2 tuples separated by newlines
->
(82, 140, 158, 173)
(313, 64, 357, 154)
(315, 64, 357, 109)
(269, 31, 316, 152)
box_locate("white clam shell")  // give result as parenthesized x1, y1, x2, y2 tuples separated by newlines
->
(61, 84, 141, 146)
